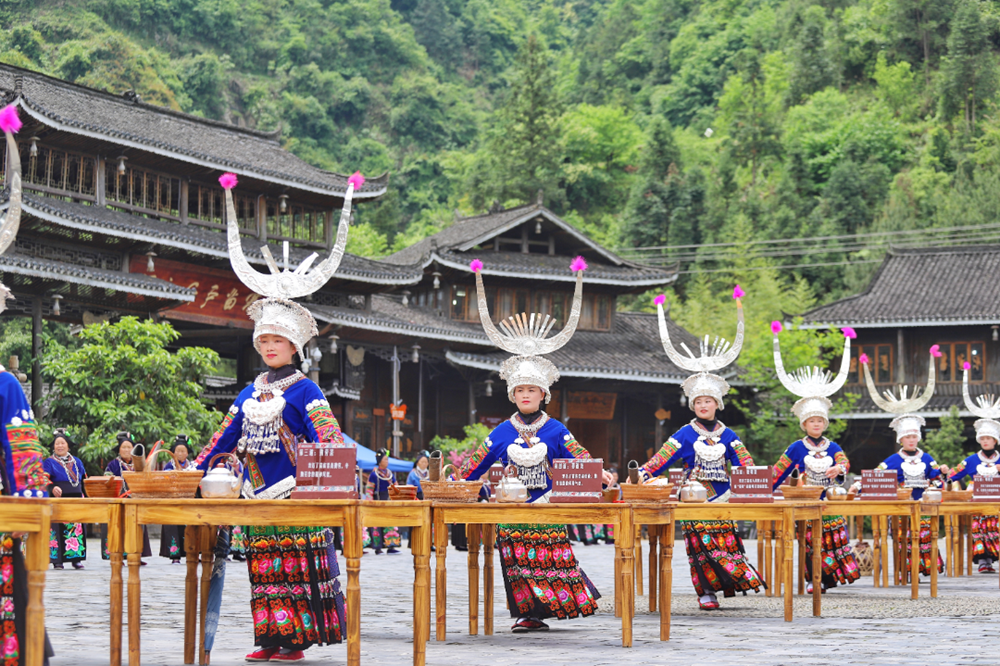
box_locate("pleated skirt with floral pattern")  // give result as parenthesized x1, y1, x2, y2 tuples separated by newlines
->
(682, 520, 765, 597)
(971, 515, 1000, 564)
(246, 526, 345, 651)
(804, 516, 861, 589)
(497, 523, 601, 620)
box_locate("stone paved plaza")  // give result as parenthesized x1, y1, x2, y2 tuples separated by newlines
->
(44, 535, 999, 666)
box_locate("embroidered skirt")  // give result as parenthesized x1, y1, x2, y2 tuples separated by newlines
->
(363, 527, 400, 551)
(2, 534, 54, 666)
(231, 525, 247, 558)
(804, 516, 860, 589)
(50, 521, 87, 565)
(159, 525, 186, 560)
(682, 520, 765, 597)
(898, 517, 944, 575)
(497, 523, 600, 620)
(247, 525, 344, 650)
(971, 515, 1000, 564)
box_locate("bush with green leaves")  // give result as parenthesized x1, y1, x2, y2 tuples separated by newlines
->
(42, 317, 221, 464)
(428, 422, 491, 469)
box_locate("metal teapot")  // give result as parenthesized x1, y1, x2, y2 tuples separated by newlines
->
(921, 486, 943, 503)
(199, 453, 241, 499)
(496, 464, 529, 503)
(679, 470, 708, 503)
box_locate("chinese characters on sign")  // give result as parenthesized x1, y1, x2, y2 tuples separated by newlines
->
(550, 458, 604, 503)
(860, 469, 899, 500)
(129, 255, 260, 328)
(730, 466, 774, 504)
(291, 442, 358, 499)
(973, 475, 1000, 502)
(546, 392, 617, 421)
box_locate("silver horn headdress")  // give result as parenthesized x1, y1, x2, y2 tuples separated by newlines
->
(472, 256, 586, 404)
(961, 361, 1000, 445)
(772, 322, 854, 426)
(862, 345, 938, 442)
(655, 286, 745, 410)
(0, 104, 24, 314)
(221, 171, 361, 358)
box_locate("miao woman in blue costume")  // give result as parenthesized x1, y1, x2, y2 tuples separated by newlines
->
(948, 361, 1000, 573)
(452, 256, 613, 632)
(770, 323, 859, 592)
(193, 172, 362, 663)
(633, 287, 764, 611)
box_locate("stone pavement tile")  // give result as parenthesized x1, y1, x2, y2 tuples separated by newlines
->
(43, 536, 1000, 666)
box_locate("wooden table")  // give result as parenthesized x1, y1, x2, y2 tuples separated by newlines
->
(430, 503, 633, 645)
(50, 498, 125, 666)
(0, 497, 51, 666)
(822, 500, 933, 598)
(359, 500, 432, 666)
(671, 502, 824, 622)
(937, 501, 1000, 589)
(124, 499, 363, 666)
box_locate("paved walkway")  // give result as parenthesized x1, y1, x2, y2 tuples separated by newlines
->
(44, 535, 998, 665)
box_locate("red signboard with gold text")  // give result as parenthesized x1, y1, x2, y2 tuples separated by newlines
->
(129, 255, 260, 328)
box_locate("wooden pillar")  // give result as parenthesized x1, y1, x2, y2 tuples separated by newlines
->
(179, 180, 189, 223)
(96, 157, 106, 206)
(654, 393, 664, 446)
(31, 298, 42, 412)
(896, 328, 905, 383)
(468, 379, 476, 426)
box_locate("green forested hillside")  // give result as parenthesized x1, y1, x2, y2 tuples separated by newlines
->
(2, 0, 999, 306)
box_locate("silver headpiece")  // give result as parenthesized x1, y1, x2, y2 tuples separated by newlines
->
(656, 288, 744, 410)
(222, 172, 359, 356)
(961, 365, 1000, 445)
(863, 346, 937, 440)
(473, 257, 585, 403)
(0, 109, 23, 314)
(773, 326, 853, 426)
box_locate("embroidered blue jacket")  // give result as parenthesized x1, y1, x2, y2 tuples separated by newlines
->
(948, 452, 999, 485)
(878, 451, 942, 500)
(456, 416, 591, 503)
(772, 439, 850, 497)
(195, 375, 345, 499)
(0, 370, 48, 496)
(639, 421, 753, 502)
(43, 455, 87, 496)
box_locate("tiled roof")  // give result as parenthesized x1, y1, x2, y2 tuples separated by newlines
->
(0, 64, 387, 198)
(308, 296, 492, 346)
(384, 203, 677, 286)
(0, 251, 195, 300)
(14, 192, 422, 285)
(448, 312, 698, 384)
(433, 250, 677, 285)
(804, 246, 1000, 327)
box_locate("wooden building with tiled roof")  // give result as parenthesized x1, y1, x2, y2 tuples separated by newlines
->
(803, 245, 1000, 467)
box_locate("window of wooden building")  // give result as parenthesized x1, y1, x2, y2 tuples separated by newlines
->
(935, 341, 984, 382)
(450, 285, 612, 331)
(265, 200, 328, 246)
(849, 344, 893, 384)
(187, 183, 257, 233)
(106, 162, 181, 219)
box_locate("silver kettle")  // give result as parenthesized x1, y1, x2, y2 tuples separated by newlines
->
(921, 486, 943, 503)
(496, 464, 529, 503)
(199, 452, 241, 499)
(679, 471, 708, 503)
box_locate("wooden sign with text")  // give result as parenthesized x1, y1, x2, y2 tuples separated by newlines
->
(290, 442, 357, 499)
(730, 466, 774, 503)
(550, 458, 604, 503)
(860, 469, 899, 500)
(668, 468, 685, 501)
(973, 474, 1000, 502)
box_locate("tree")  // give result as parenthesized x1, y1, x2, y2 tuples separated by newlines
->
(718, 49, 784, 186)
(888, 0, 955, 84)
(923, 405, 969, 468)
(788, 6, 835, 103)
(42, 317, 221, 463)
(938, 0, 998, 133)
(478, 34, 564, 208)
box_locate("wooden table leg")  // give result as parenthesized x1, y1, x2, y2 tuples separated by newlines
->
(198, 526, 215, 665)
(660, 519, 672, 641)
(618, 509, 634, 648)
(125, 504, 142, 666)
(910, 510, 919, 599)
(945, 514, 953, 577)
(614, 534, 622, 619)
(930, 514, 939, 598)
(466, 524, 481, 635)
(183, 526, 198, 664)
(756, 520, 764, 588)
(648, 525, 659, 612)
(412, 511, 431, 666)
(966, 516, 973, 576)
(872, 515, 881, 588)
(892, 517, 901, 586)
(774, 518, 783, 598)
(783, 510, 794, 622)
(635, 526, 643, 598)
(880, 516, 890, 587)
(763, 521, 772, 597)
(811, 517, 821, 617)
(798, 522, 806, 596)
(24, 504, 50, 666)
(108, 504, 124, 666)
(482, 524, 495, 636)
(345, 505, 362, 666)
(434, 511, 448, 641)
